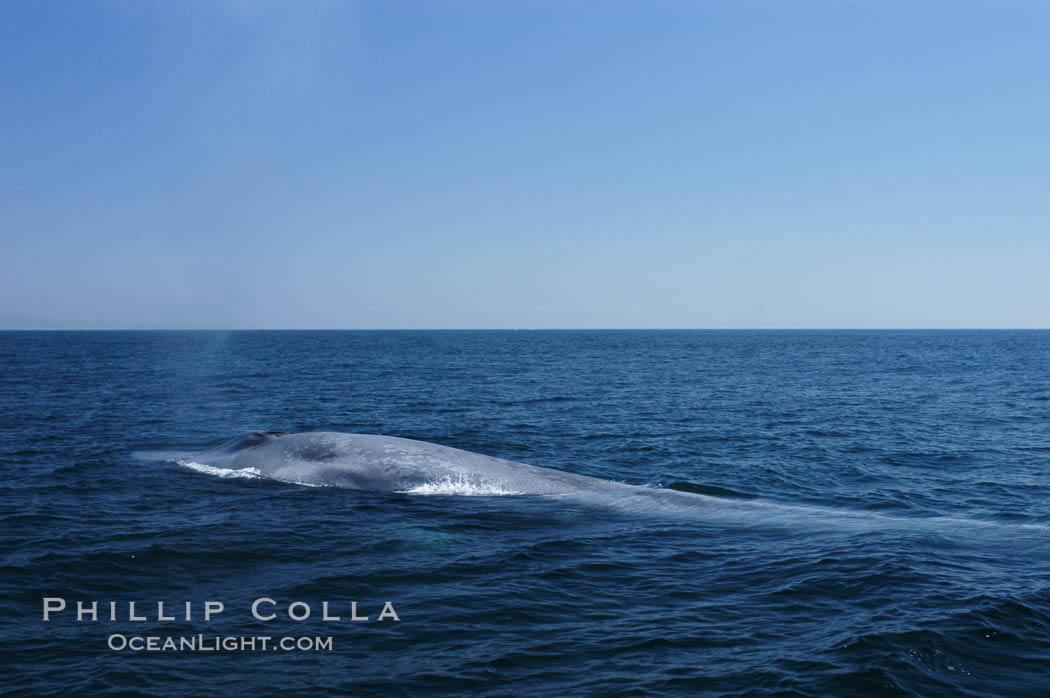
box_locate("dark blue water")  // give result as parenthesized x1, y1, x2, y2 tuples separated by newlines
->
(3, 330, 1050, 696)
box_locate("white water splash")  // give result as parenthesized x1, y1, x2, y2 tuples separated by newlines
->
(398, 475, 522, 496)
(176, 460, 263, 480)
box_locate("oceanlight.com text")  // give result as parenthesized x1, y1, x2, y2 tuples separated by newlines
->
(107, 634, 333, 652)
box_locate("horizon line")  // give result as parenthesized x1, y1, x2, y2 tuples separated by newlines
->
(2, 327, 1049, 332)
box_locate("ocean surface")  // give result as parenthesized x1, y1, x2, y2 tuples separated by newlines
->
(2, 330, 1050, 696)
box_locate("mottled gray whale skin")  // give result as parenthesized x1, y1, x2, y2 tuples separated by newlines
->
(189, 430, 652, 496)
(186, 432, 1026, 535)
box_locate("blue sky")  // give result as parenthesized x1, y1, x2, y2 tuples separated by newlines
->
(2, 1, 1048, 328)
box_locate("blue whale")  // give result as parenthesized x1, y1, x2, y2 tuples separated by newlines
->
(180, 431, 1050, 537)
(188, 430, 660, 497)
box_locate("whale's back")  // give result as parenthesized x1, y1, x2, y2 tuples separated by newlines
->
(187, 431, 618, 494)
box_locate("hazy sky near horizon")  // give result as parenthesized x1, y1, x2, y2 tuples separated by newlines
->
(2, 1, 1048, 329)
